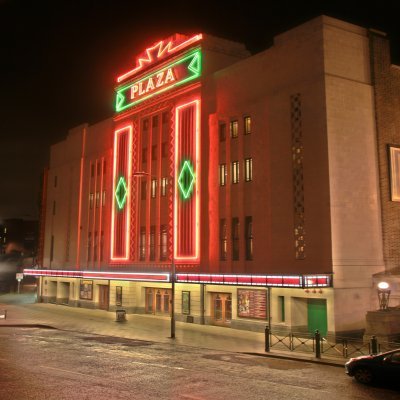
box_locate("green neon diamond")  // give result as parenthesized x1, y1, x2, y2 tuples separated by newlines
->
(178, 160, 195, 199)
(115, 176, 128, 209)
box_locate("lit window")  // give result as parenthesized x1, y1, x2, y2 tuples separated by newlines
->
(230, 120, 238, 138)
(151, 179, 157, 198)
(89, 193, 94, 209)
(160, 225, 167, 261)
(244, 116, 251, 135)
(389, 145, 400, 201)
(220, 219, 227, 261)
(244, 158, 253, 182)
(219, 164, 227, 186)
(232, 161, 239, 184)
(161, 177, 168, 196)
(95, 192, 100, 208)
(102, 191, 106, 206)
(139, 227, 146, 261)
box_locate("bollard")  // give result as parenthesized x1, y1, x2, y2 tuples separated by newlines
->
(370, 335, 378, 355)
(315, 330, 321, 359)
(265, 325, 270, 352)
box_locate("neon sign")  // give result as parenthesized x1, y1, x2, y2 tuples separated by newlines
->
(115, 49, 201, 112)
(115, 176, 128, 209)
(178, 160, 195, 199)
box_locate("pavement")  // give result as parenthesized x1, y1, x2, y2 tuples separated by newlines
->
(0, 289, 345, 367)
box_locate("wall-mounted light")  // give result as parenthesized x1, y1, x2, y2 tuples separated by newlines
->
(377, 281, 391, 311)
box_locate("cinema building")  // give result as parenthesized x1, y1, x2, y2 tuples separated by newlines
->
(24, 15, 400, 338)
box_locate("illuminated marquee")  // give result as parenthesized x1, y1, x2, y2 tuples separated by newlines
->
(115, 49, 201, 112)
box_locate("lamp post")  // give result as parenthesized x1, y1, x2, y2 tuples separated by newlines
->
(377, 281, 391, 311)
(133, 171, 176, 339)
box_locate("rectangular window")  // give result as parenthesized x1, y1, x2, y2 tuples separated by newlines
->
(87, 232, 92, 262)
(219, 123, 226, 142)
(91, 163, 95, 177)
(278, 296, 285, 322)
(162, 111, 169, 124)
(230, 120, 238, 138)
(102, 191, 106, 206)
(232, 161, 239, 184)
(152, 115, 159, 128)
(89, 193, 94, 209)
(141, 181, 147, 200)
(245, 158, 253, 182)
(220, 218, 227, 261)
(100, 231, 104, 261)
(95, 192, 100, 208)
(219, 164, 227, 186)
(139, 227, 146, 261)
(160, 225, 167, 261)
(389, 145, 400, 201)
(245, 216, 253, 261)
(161, 177, 168, 196)
(151, 179, 157, 198)
(162, 142, 168, 158)
(244, 116, 251, 135)
(93, 231, 98, 262)
(116, 286, 123, 306)
(150, 226, 156, 261)
(232, 217, 240, 260)
(142, 119, 149, 131)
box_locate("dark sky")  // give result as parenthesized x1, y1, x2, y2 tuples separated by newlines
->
(1, 0, 400, 223)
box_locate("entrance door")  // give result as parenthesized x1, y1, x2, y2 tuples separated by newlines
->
(211, 293, 232, 326)
(307, 299, 327, 336)
(145, 288, 171, 315)
(98, 285, 109, 310)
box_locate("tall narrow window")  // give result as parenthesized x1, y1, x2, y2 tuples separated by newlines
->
(142, 119, 149, 131)
(244, 158, 253, 182)
(95, 192, 100, 208)
(278, 296, 285, 322)
(139, 227, 146, 261)
(232, 161, 239, 184)
(160, 225, 167, 261)
(151, 179, 157, 198)
(245, 216, 253, 261)
(141, 181, 147, 200)
(152, 115, 159, 128)
(161, 177, 168, 197)
(232, 217, 240, 261)
(50, 235, 54, 262)
(89, 193, 94, 209)
(150, 226, 156, 261)
(162, 142, 168, 158)
(220, 219, 227, 261)
(93, 231, 98, 262)
(91, 164, 95, 178)
(219, 123, 226, 142)
(244, 116, 251, 135)
(102, 191, 106, 206)
(162, 111, 169, 125)
(142, 148, 147, 164)
(389, 145, 400, 201)
(52, 201, 56, 215)
(100, 231, 104, 261)
(87, 232, 92, 262)
(230, 120, 238, 138)
(151, 145, 157, 160)
(219, 164, 227, 186)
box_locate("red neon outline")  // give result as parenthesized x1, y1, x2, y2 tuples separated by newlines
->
(110, 125, 133, 261)
(117, 34, 202, 83)
(174, 99, 200, 262)
(76, 127, 86, 269)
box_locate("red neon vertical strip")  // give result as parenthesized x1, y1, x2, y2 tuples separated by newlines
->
(110, 125, 132, 261)
(98, 156, 104, 268)
(174, 99, 200, 261)
(76, 127, 86, 269)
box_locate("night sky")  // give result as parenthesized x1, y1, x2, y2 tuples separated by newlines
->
(1, 0, 400, 222)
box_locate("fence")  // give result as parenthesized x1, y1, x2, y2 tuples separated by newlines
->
(264, 327, 400, 359)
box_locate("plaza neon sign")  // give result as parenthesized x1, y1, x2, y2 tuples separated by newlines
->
(115, 49, 201, 112)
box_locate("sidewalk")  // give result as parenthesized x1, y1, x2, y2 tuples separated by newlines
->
(0, 292, 345, 367)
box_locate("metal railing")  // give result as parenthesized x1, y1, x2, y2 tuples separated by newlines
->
(264, 327, 400, 359)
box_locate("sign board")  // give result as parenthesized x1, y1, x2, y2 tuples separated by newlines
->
(16, 273, 23, 281)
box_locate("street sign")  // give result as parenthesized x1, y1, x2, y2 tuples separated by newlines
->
(16, 273, 23, 281)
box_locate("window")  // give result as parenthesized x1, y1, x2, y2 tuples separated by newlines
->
(87, 232, 92, 262)
(278, 296, 285, 322)
(95, 192, 100, 208)
(389, 145, 400, 201)
(220, 219, 227, 261)
(52, 200, 56, 215)
(160, 225, 167, 261)
(244, 116, 251, 135)
(50, 235, 54, 262)
(89, 193, 94, 209)
(100, 231, 104, 261)
(142, 148, 147, 164)
(232, 161, 239, 184)
(245, 216, 253, 261)
(161, 177, 168, 196)
(142, 119, 149, 131)
(93, 231, 98, 262)
(162, 111, 169, 124)
(151, 145, 157, 160)
(232, 217, 240, 260)
(219, 164, 227, 186)
(139, 227, 146, 261)
(151, 179, 157, 198)
(150, 226, 156, 261)
(152, 115, 159, 128)
(91, 164, 95, 177)
(230, 120, 238, 138)
(219, 123, 226, 142)
(245, 158, 253, 182)
(102, 190, 106, 206)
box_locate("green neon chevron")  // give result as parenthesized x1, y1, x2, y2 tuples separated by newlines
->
(115, 176, 128, 209)
(178, 160, 195, 199)
(188, 52, 201, 74)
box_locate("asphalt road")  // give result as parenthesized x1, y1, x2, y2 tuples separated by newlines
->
(0, 327, 398, 400)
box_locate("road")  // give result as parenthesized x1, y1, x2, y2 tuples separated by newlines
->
(0, 327, 398, 400)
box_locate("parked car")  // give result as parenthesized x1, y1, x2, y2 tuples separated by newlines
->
(345, 348, 400, 384)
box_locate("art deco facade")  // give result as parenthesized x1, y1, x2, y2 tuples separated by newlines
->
(25, 16, 400, 337)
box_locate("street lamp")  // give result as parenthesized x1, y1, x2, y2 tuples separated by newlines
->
(377, 281, 391, 311)
(133, 171, 176, 339)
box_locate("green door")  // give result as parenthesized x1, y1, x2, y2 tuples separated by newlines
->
(307, 299, 327, 337)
